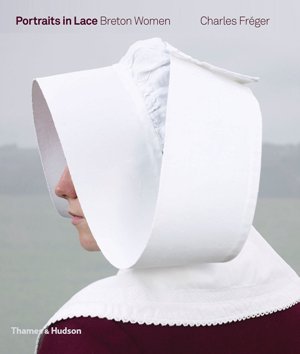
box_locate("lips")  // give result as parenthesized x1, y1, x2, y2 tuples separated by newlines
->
(68, 211, 84, 225)
(68, 211, 83, 218)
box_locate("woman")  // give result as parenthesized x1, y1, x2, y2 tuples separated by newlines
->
(32, 38, 300, 353)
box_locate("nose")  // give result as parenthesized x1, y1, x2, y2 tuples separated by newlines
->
(55, 166, 77, 199)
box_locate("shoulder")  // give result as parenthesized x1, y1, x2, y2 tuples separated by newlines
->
(38, 316, 141, 354)
(37, 303, 300, 354)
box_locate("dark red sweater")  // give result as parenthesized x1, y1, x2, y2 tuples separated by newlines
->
(38, 302, 300, 354)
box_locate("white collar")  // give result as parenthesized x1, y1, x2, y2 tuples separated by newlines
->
(34, 226, 300, 353)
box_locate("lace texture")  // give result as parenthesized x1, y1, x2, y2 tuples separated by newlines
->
(119, 38, 170, 151)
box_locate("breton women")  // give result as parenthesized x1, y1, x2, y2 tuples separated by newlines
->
(32, 38, 300, 354)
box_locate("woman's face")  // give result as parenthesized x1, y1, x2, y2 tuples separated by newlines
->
(55, 166, 100, 252)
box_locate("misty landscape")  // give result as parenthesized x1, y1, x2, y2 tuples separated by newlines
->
(1, 143, 299, 354)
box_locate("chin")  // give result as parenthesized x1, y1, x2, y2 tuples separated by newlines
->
(79, 232, 100, 251)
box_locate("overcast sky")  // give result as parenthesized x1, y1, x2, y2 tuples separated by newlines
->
(0, 0, 299, 147)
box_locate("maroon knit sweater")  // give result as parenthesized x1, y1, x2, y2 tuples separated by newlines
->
(38, 302, 300, 354)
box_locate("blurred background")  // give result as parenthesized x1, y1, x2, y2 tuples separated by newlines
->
(0, 0, 299, 353)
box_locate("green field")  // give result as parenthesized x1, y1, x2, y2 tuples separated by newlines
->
(1, 195, 299, 354)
